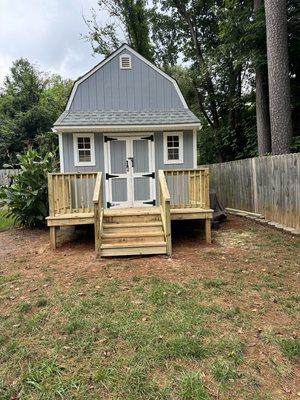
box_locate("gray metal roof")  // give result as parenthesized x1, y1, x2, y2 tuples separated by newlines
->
(54, 109, 200, 127)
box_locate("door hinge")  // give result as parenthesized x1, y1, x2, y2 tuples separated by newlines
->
(104, 136, 118, 142)
(141, 135, 154, 141)
(142, 172, 155, 179)
(143, 199, 156, 206)
(106, 173, 119, 180)
(107, 202, 119, 208)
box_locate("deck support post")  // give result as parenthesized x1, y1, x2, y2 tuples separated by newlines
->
(50, 226, 57, 249)
(205, 219, 212, 244)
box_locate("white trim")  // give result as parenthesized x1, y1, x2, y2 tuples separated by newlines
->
(66, 44, 188, 110)
(55, 123, 200, 133)
(193, 129, 197, 168)
(163, 132, 184, 164)
(73, 133, 96, 167)
(119, 54, 132, 69)
(58, 132, 64, 172)
(104, 134, 156, 208)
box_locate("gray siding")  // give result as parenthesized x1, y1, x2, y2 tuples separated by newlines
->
(62, 130, 195, 205)
(154, 131, 194, 205)
(70, 49, 184, 111)
(62, 133, 105, 173)
(154, 131, 194, 170)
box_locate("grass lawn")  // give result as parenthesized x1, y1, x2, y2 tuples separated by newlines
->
(0, 209, 16, 231)
(0, 217, 299, 399)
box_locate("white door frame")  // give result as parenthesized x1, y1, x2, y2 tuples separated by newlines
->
(104, 133, 156, 208)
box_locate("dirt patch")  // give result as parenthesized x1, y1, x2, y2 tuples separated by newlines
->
(0, 216, 299, 399)
(215, 228, 258, 248)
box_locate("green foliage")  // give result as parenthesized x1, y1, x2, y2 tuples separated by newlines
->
(18, 302, 32, 314)
(151, 0, 299, 160)
(0, 60, 72, 168)
(203, 278, 226, 289)
(151, 0, 259, 162)
(278, 338, 300, 361)
(211, 358, 237, 383)
(0, 149, 54, 228)
(84, 0, 154, 61)
(0, 210, 16, 231)
(178, 372, 210, 400)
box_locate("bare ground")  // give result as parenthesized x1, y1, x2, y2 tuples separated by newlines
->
(0, 216, 299, 399)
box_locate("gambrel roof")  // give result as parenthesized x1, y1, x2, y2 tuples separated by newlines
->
(54, 44, 200, 130)
(55, 109, 199, 127)
(66, 44, 188, 111)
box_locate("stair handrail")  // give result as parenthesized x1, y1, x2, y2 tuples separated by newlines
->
(158, 170, 172, 256)
(93, 172, 103, 258)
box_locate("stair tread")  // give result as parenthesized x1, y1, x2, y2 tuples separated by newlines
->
(102, 231, 164, 238)
(101, 247, 167, 256)
(101, 241, 166, 249)
(104, 207, 160, 217)
(103, 222, 162, 228)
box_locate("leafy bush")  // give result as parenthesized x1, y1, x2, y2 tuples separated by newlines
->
(0, 149, 54, 228)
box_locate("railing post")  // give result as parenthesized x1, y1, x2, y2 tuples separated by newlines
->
(94, 202, 101, 257)
(204, 168, 210, 208)
(93, 172, 103, 259)
(47, 173, 57, 249)
(165, 197, 172, 257)
(47, 173, 54, 217)
(158, 170, 172, 257)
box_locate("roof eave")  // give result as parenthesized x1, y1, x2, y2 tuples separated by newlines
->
(53, 122, 201, 133)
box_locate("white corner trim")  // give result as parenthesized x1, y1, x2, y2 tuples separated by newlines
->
(163, 131, 184, 164)
(58, 132, 64, 172)
(73, 133, 96, 167)
(66, 44, 188, 110)
(193, 129, 197, 168)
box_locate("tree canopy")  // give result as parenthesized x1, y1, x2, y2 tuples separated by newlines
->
(0, 59, 72, 168)
(1, 1, 299, 167)
(85, 0, 300, 162)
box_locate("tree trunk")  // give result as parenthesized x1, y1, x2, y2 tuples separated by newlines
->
(265, 0, 293, 154)
(255, 65, 271, 154)
(254, 0, 271, 155)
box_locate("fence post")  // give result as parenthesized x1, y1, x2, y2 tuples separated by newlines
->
(251, 158, 258, 214)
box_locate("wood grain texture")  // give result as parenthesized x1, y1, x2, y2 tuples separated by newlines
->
(206, 153, 300, 230)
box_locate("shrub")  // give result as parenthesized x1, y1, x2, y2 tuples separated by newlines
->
(0, 149, 54, 228)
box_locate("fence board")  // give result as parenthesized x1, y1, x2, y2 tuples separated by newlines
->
(0, 169, 20, 186)
(205, 153, 300, 230)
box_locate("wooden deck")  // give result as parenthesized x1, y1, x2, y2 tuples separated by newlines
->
(46, 169, 213, 256)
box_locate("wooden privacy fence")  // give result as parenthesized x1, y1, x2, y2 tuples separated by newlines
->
(0, 169, 20, 186)
(164, 168, 210, 208)
(206, 153, 300, 230)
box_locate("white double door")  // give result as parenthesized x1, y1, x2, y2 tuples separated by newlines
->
(104, 135, 156, 208)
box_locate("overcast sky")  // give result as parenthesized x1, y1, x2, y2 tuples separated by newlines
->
(0, 0, 107, 85)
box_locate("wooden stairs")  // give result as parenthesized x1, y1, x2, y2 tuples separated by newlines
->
(100, 207, 167, 257)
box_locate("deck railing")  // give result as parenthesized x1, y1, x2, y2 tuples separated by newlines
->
(158, 170, 172, 256)
(163, 168, 210, 209)
(93, 172, 103, 258)
(48, 172, 98, 216)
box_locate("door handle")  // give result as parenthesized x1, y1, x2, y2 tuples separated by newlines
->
(126, 160, 129, 171)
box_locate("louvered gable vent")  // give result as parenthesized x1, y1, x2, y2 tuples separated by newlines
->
(120, 54, 132, 69)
